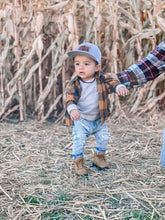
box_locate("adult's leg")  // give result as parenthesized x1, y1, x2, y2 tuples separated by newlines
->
(160, 128, 165, 169)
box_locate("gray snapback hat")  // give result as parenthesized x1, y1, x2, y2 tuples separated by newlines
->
(67, 42, 101, 64)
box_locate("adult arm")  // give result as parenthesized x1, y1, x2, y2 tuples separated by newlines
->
(117, 41, 165, 88)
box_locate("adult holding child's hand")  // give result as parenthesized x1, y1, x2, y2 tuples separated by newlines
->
(105, 40, 165, 168)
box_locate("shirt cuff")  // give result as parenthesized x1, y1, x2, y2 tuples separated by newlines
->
(67, 104, 77, 114)
(115, 84, 126, 93)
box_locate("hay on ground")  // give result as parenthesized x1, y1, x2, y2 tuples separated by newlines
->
(0, 113, 165, 219)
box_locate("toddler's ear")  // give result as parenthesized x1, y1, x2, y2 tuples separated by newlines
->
(96, 64, 101, 71)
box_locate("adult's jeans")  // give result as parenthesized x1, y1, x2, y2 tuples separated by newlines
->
(160, 128, 165, 169)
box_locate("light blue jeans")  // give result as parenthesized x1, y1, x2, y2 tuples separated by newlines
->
(72, 118, 110, 159)
(160, 128, 165, 169)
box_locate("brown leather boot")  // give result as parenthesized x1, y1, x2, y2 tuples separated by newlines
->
(93, 152, 109, 170)
(73, 157, 88, 176)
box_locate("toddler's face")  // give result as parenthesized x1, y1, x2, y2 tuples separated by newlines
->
(74, 56, 100, 81)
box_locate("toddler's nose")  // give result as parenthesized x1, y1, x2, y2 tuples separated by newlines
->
(79, 64, 84, 69)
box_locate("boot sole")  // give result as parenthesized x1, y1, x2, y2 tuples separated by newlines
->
(92, 162, 109, 170)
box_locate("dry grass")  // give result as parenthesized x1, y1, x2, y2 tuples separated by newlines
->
(0, 2, 165, 217)
(0, 112, 165, 219)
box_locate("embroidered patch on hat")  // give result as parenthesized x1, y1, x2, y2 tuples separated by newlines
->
(78, 45, 91, 52)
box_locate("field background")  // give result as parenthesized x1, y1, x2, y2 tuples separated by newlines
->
(0, 0, 165, 122)
(0, 0, 165, 219)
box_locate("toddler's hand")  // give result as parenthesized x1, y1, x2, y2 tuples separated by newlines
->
(70, 109, 81, 121)
(117, 87, 129, 96)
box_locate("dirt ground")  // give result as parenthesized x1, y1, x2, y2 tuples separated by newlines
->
(0, 112, 165, 220)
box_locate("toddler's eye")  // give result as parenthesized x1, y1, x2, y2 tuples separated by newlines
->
(75, 63, 79, 66)
(85, 63, 89, 66)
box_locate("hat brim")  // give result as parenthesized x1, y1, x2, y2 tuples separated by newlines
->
(67, 51, 99, 64)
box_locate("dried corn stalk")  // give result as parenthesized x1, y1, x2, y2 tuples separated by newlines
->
(0, 0, 164, 123)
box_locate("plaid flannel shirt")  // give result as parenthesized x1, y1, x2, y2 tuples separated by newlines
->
(65, 71, 120, 126)
(117, 40, 165, 88)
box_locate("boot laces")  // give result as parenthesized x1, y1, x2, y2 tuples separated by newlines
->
(98, 154, 106, 161)
(77, 158, 84, 168)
